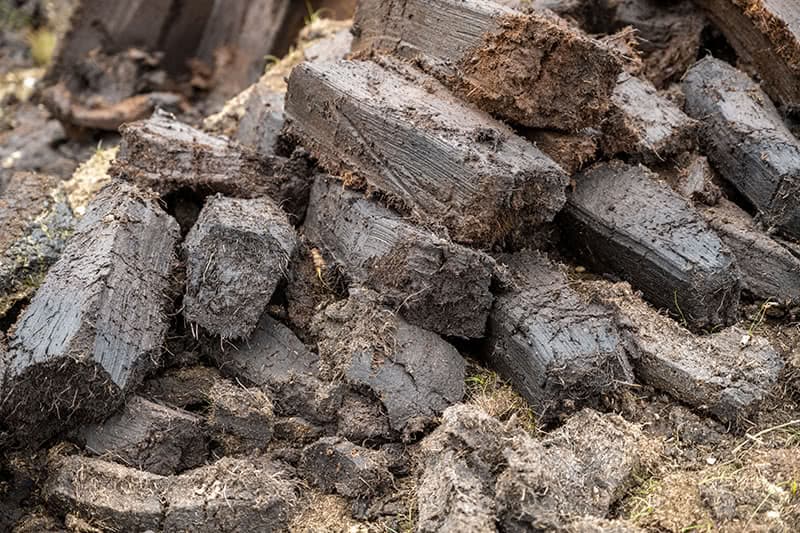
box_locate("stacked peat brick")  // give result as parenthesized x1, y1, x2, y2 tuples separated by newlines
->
(1, 0, 799, 531)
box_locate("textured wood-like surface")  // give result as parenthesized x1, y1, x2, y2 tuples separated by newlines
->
(311, 289, 465, 438)
(0, 172, 74, 317)
(79, 396, 206, 475)
(304, 176, 495, 337)
(601, 74, 697, 163)
(284, 59, 568, 247)
(700, 199, 800, 306)
(586, 281, 783, 425)
(683, 57, 800, 240)
(1, 182, 178, 444)
(560, 161, 740, 328)
(487, 251, 634, 419)
(352, 0, 622, 130)
(111, 112, 312, 218)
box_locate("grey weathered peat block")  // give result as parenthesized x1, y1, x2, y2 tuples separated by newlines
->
(311, 289, 466, 440)
(45, 455, 295, 532)
(700, 199, 800, 307)
(183, 194, 297, 339)
(352, 0, 623, 131)
(0, 172, 74, 318)
(78, 396, 207, 475)
(586, 281, 784, 425)
(560, 160, 741, 329)
(487, 251, 634, 420)
(304, 176, 495, 337)
(110, 111, 312, 217)
(1, 182, 179, 444)
(284, 59, 568, 247)
(683, 57, 800, 240)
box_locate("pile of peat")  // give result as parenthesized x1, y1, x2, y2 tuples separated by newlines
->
(2, 0, 800, 531)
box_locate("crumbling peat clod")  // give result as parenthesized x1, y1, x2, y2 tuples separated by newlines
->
(45, 455, 165, 532)
(0, 172, 75, 319)
(284, 58, 568, 247)
(183, 194, 297, 339)
(560, 160, 741, 329)
(77, 396, 207, 476)
(683, 57, 800, 240)
(110, 111, 313, 218)
(206, 380, 275, 455)
(661, 153, 723, 206)
(586, 281, 784, 425)
(416, 404, 650, 532)
(487, 251, 634, 420)
(300, 437, 392, 499)
(495, 408, 649, 530)
(351, 0, 623, 131)
(700, 199, 800, 307)
(692, 0, 800, 111)
(311, 289, 466, 441)
(1, 182, 179, 445)
(304, 176, 495, 337)
(522, 129, 599, 176)
(162, 456, 296, 532)
(601, 74, 698, 163)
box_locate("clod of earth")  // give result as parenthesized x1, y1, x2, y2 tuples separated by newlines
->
(0, 172, 74, 319)
(311, 288, 466, 441)
(601, 73, 698, 164)
(352, 0, 623, 131)
(487, 250, 635, 421)
(299, 436, 392, 499)
(45, 455, 297, 532)
(416, 404, 653, 531)
(208, 312, 352, 438)
(700, 198, 800, 307)
(584, 280, 784, 425)
(205, 379, 275, 455)
(693, 0, 800, 112)
(110, 111, 315, 220)
(77, 396, 207, 476)
(608, 0, 707, 88)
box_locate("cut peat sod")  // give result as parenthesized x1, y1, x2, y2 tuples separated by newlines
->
(560, 161, 741, 329)
(304, 176, 495, 337)
(284, 59, 568, 247)
(351, 0, 623, 131)
(683, 57, 800, 240)
(486, 251, 634, 420)
(110, 111, 314, 219)
(183, 194, 297, 339)
(0, 182, 179, 445)
(693, 0, 800, 112)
